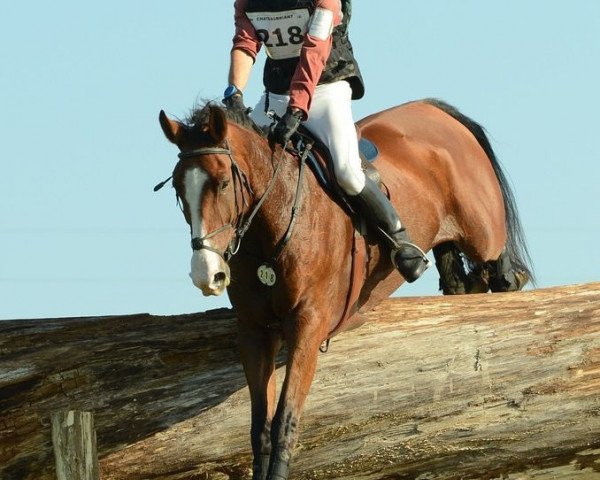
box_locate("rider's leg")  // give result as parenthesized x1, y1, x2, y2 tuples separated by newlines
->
(304, 82, 365, 194)
(352, 177, 430, 282)
(306, 82, 430, 282)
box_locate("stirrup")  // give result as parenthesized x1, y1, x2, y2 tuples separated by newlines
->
(391, 241, 431, 283)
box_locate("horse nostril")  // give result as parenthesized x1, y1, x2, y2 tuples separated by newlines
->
(214, 272, 227, 284)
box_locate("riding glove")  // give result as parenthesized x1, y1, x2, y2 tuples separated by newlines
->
(222, 85, 247, 112)
(272, 108, 304, 146)
(224, 94, 246, 111)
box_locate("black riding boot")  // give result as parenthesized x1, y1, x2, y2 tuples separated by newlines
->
(352, 178, 430, 283)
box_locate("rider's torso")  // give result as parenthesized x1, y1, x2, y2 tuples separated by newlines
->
(244, 0, 364, 98)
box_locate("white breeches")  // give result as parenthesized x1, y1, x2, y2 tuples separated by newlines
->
(250, 81, 366, 195)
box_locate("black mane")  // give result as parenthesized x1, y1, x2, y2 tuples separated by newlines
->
(183, 101, 267, 137)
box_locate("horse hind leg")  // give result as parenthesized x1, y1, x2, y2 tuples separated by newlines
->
(433, 242, 466, 295)
(433, 242, 490, 295)
(487, 249, 529, 292)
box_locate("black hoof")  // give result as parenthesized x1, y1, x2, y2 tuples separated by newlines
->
(490, 270, 529, 292)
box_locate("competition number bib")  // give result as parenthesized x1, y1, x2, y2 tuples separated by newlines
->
(246, 9, 310, 60)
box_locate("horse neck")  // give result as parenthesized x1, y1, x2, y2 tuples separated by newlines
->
(231, 126, 303, 246)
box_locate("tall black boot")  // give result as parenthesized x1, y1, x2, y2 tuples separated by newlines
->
(352, 178, 430, 283)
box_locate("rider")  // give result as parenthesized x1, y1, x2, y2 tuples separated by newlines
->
(223, 0, 429, 282)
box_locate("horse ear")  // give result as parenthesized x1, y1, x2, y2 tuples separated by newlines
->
(208, 106, 228, 144)
(159, 110, 184, 145)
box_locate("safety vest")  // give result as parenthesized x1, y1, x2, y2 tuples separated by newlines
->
(245, 0, 365, 99)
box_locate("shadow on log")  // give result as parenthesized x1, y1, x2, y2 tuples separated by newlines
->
(1, 284, 600, 479)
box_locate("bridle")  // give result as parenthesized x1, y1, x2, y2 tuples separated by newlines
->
(155, 128, 308, 271)
(172, 141, 290, 263)
(171, 142, 251, 262)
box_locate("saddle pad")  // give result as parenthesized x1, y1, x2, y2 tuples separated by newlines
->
(359, 137, 379, 163)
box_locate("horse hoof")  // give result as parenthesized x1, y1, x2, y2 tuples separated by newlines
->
(466, 273, 490, 294)
(490, 270, 529, 292)
(440, 281, 466, 295)
(513, 270, 530, 291)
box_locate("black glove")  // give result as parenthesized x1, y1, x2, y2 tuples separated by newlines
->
(272, 108, 304, 146)
(222, 85, 246, 112)
(223, 93, 246, 111)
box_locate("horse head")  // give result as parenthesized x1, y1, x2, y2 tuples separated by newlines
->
(159, 106, 250, 296)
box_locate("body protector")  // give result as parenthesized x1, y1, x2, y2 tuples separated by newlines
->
(245, 0, 365, 99)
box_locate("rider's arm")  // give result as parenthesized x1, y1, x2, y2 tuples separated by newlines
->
(228, 49, 255, 91)
(229, 0, 262, 91)
(288, 0, 342, 119)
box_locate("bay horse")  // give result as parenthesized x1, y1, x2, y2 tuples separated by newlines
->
(158, 99, 532, 480)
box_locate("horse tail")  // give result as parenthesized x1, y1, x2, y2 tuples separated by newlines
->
(421, 98, 535, 284)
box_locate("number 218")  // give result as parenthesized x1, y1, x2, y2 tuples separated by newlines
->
(257, 26, 304, 47)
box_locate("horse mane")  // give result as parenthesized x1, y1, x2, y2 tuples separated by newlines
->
(182, 101, 267, 138)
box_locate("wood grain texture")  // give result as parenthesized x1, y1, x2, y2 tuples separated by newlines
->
(0, 308, 242, 480)
(1, 284, 599, 479)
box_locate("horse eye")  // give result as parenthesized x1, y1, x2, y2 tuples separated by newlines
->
(219, 179, 230, 191)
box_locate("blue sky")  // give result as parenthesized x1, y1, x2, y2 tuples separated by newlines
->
(1, 1, 598, 320)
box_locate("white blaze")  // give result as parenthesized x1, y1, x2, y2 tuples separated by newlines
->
(184, 168, 229, 296)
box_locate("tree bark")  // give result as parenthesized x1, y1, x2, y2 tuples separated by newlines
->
(1, 284, 599, 480)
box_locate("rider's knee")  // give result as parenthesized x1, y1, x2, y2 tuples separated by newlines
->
(335, 166, 365, 196)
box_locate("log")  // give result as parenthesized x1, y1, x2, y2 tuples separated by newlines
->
(0, 307, 241, 480)
(1, 284, 599, 479)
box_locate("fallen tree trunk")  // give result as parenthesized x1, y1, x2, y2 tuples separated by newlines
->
(1, 284, 599, 479)
(0, 307, 243, 480)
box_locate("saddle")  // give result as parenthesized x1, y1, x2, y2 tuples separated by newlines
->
(294, 125, 382, 204)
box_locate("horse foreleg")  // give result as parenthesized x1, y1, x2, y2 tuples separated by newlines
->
(237, 324, 282, 480)
(267, 314, 327, 480)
